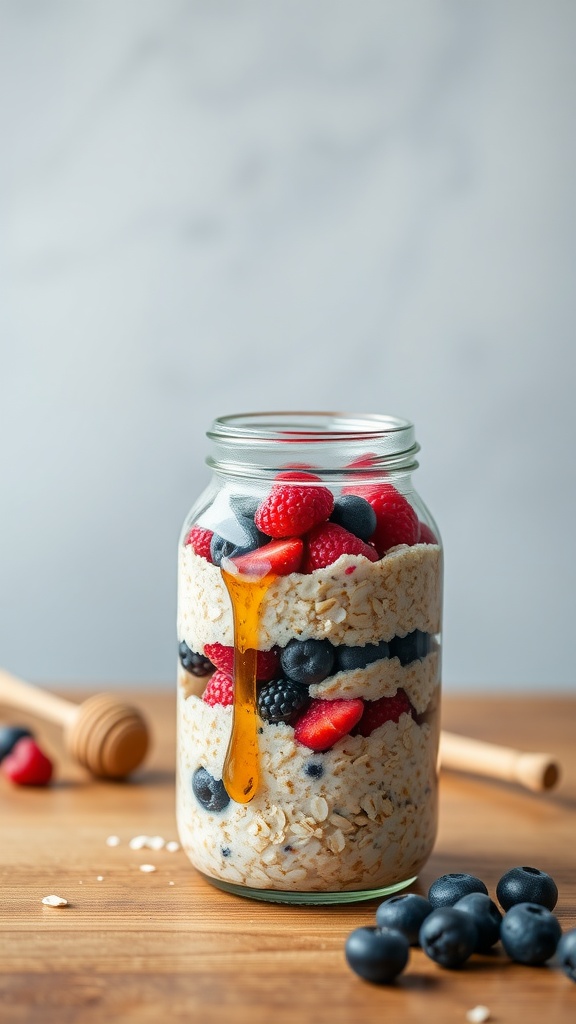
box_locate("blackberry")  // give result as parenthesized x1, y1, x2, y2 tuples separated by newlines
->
(389, 630, 430, 666)
(496, 865, 558, 912)
(330, 495, 377, 542)
(258, 679, 310, 724)
(280, 637, 335, 686)
(336, 640, 390, 672)
(192, 767, 230, 812)
(428, 873, 488, 908)
(179, 640, 213, 676)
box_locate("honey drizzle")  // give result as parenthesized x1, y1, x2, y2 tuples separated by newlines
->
(221, 569, 275, 803)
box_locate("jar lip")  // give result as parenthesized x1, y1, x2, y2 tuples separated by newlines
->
(208, 410, 414, 443)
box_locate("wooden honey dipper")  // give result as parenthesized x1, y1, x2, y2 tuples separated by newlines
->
(0, 668, 150, 779)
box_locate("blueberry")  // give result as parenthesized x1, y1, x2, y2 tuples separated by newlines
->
(428, 873, 488, 908)
(0, 725, 34, 763)
(336, 640, 390, 672)
(344, 926, 409, 984)
(280, 638, 335, 686)
(375, 893, 433, 946)
(557, 928, 576, 982)
(229, 494, 260, 520)
(330, 495, 377, 542)
(304, 761, 324, 779)
(257, 679, 310, 724)
(389, 630, 430, 666)
(500, 902, 562, 965)
(419, 907, 478, 968)
(178, 641, 213, 676)
(221, 846, 232, 858)
(496, 865, 558, 912)
(453, 892, 502, 951)
(192, 767, 230, 812)
(210, 516, 267, 566)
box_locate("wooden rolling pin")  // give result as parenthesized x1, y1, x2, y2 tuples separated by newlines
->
(0, 668, 150, 780)
(439, 730, 560, 792)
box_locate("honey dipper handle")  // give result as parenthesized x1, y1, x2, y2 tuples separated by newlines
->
(0, 668, 78, 730)
(439, 730, 560, 792)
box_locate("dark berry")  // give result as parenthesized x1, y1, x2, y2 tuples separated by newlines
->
(280, 638, 335, 685)
(257, 679, 310, 724)
(192, 767, 230, 812)
(229, 494, 260, 520)
(0, 725, 34, 762)
(210, 517, 267, 566)
(419, 907, 478, 968)
(496, 865, 558, 912)
(389, 630, 430, 666)
(329, 495, 377, 542)
(453, 892, 502, 951)
(375, 893, 433, 946)
(304, 761, 324, 779)
(428, 873, 488, 908)
(221, 846, 231, 858)
(336, 640, 390, 672)
(345, 926, 409, 984)
(500, 903, 562, 964)
(557, 928, 576, 982)
(179, 640, 213, 676)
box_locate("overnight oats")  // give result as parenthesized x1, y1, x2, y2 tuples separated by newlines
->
(176, 413, 443, 904)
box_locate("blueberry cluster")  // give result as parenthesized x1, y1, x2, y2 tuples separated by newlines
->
(345, 865, 574, 984)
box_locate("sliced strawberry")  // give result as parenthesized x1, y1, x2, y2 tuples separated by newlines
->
(353, 689, 414, 737)
(2, 737, 53, 786)
(293, 698, 364, 751)
(227, 537, 304, 578)
(204, 642, 280, 681)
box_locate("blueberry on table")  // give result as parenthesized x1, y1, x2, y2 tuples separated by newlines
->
(500, 902, 562, 965)
(496, 865, 558, 911)
(179, 641, 213, 676)
(330, 495, 377, 542)
(428, 872, 488, 908)
(375, 893, 433, 946)
(336, 640, 390, 672)
(0, 725, 34, 762)
(280, 638, 335, 685)
(192, 767, 230, 812)
(419, 907, 478, 968)
(257, 679, 310, 724)
(389, 630, 430, 666)
(557, 928, 576, 982)
(344, 926, 409, 983)
(453, 892, 502, 951)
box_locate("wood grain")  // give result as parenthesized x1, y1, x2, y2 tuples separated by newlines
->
(1, 692, 575, 1024)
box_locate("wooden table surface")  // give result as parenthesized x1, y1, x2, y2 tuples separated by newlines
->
(1, 692, 575, 1024)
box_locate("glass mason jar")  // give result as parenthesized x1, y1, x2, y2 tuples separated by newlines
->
(176, 412, 443, 904)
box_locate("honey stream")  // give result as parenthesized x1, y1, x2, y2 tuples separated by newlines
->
(221, 569, 275, 803)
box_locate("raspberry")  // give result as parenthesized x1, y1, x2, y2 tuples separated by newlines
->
(274, 467, 322, 482)
(228, 537, 304, 577)
(202, 669, 234, 707)
(255, 484, 333, 538)
(361, 485, 419, 555)
(353, 689, 414, 737)
(293, 697, 364, 751)
(184, 525, 214, 561)
(304, 522, 379, 572)
(418, 521, 438, 545)
(204, 643, 280, 682)
(2, 737, 53, 786)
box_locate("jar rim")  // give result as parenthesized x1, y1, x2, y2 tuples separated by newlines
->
(208, 410, 414, 442)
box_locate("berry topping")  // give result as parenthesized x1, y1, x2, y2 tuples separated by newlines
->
(303, 522, 379, 572)
(2, 737, 53, 786)
(257, 679, 310, 724)
(293, 697, 364, 752)
(389, 630, 430, 666)
(336, 640, 390, 672)
(354, 689, 414, 737)
(428, 873, 489, 909)
(418, 521, 438, 545)
(496, 865, 558, 912)
(419, 907, 478, 968)
(329, 495, 377, 542)
(179, 641, 214, 676)
(500, 903, 562, 965)
(345, 926, 409, 984)
(361, 484, 419, 554)
(210, 517, 267, 566)
(202, 669, 234, 707)
(255, 484, 334, 538)
(557, 928, 576, 982)
(376, 894, 433, 946)
(184, 525, 214, 561)
(192, 767, 230, 812)
(204, 643, 280, 682)
(280, 638, 335, 686)
(227, 537, 304, 577)
(453, 892, 502, 952)
(0, 725, 34, 763)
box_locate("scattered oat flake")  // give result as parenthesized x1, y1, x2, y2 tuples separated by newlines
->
(147, 835, 165, 851)
(106, 835, 120, 847)
(169, 881, 175, 886)
(466, 1008, 490, 1024)
(139, 864, 156, 873)
(42, 895, 68, 907)
(165, 841, 180, 853)
(129, 835, 148, 850)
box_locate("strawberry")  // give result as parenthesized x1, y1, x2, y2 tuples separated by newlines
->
(202, 669, 234, 707)
(293, 698, 364, 751)
(255, 484, 334, 538)
(227, 537, 304, 577)
(204, 642, 280, 681)
(304, 522, 379, 572)
(2, 737, 53, 786)
(361, 484, 419, 555)
(418, 521, 438, 545)
(184, 525, 214, 561)
(354, 689, 414, 737)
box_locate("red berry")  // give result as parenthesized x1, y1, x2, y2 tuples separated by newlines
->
(275, 465, 322, 482)
(418, 521, 438, 545)
(255, 484, 334, 538)
(353, 689, 414, 737)
(304, 522, 379, 572)
(202, 669, 234, 707)
(204, 642, 280, 681)
(184, 525, 214, 561)
(2, 737, 53, 786)
(294, 698, 364, 751)
(227, 537, 304, 577)
(361, 485, 419, 555)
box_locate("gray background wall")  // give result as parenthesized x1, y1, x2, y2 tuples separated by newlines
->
(1, 1, 575, 691)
